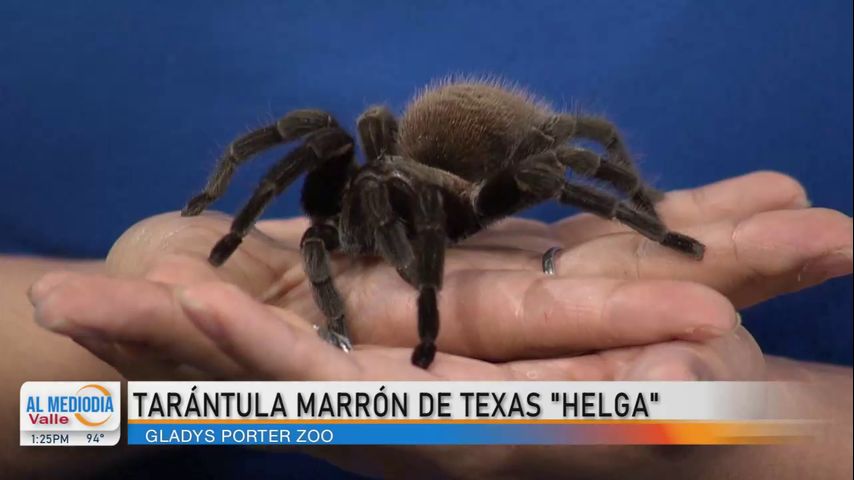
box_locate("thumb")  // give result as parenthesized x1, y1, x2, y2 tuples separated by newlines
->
(106, 211, 302, 296)
(617, 327, 764, 381)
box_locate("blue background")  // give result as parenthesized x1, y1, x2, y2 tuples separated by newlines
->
(2, 1, 851, 476)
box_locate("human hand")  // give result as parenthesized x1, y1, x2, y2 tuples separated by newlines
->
(28, 170, 852, 478)
(28, 171, 851, 380)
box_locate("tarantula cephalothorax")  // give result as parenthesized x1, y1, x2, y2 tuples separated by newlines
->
(181, 78, 705, 369)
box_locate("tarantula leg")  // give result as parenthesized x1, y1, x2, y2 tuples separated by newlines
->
(357, 106, 399, 162)
(209, 127, 353, 266)
(471, 152, 704, 259)
(351, 172, 447, 368)
(555, 146, 665, 208)
(471, 167, 540, 226)
(559, 182, 705, 259)
(410, 188, 446, 369)
(182, 109, 338, 216)
(356, 176, 416, 272)
(550, 115, 664, 215)
(301, 224, 352, 352)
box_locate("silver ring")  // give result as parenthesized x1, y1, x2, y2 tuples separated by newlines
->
(542, 247, 563, 276)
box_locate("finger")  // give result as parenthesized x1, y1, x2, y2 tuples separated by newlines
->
(468, 217, 555, 239)
(176, 282, 549, 381)
(30, 271, 247, 378)
(458, 217, 561, 252)
(178, 282, 366, 380)
(106, 211, 301, 296)
(256, 216, 312, 244)
(170, 286, 763, 383)
(552, 171, 810, 247)
(70, 335, 213, 381)
(554, 208, 853, 308)
(458, 233, 563, 253)
(658, 171, 809, 226)
(616, 327, 764, 380)
(323, 268, 741, 361)
(501, 327, 764, 381)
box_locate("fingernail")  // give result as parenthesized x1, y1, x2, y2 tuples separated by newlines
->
(800, 248, 853, 283)
(621, 357, 698, 381)
(792, 195, 812, 208)
(641, 364, 699, 381)
(685, 325, 728, 339)
(685, 312, 740, 339)
(73, 335, 114, 355)
(32, 295, 65, 330)
(28, 272, 73, 304)
(177, 288, 223, 339)
(34, 310, 62, 330)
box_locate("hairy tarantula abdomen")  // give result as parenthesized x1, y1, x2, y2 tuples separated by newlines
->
(182, 77, 705, 370)
(398, 79, 554, 181)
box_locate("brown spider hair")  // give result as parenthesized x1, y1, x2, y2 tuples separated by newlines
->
(181, 76, 704, 368)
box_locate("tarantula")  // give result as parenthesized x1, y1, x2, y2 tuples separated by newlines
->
(181, 78, 705, 369)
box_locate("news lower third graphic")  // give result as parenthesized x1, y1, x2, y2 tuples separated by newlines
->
(125, 382, 815, 446)
(20, 382, 121, 446)
(19, 381, 815, 446)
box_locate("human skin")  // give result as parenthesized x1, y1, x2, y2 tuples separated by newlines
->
(4, 261, 850, 479)
(0, 258, 139, 478)
(6, 171, 854, 478)
(144, 281, 852, 479)
(29, 172, 852, 378)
